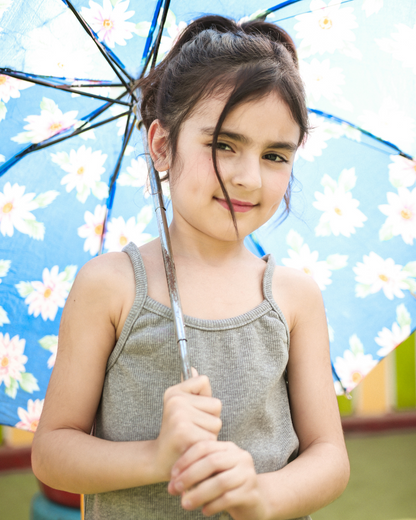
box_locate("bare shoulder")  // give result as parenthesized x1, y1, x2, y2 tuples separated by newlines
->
(72, 251, 136, 338)
(271, 265, 324, 332)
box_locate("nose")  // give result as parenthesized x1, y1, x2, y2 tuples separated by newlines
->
(229, 154, 262, 191)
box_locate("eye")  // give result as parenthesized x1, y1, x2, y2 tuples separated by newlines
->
(215, 141, 233, 151)
(263, 153, 288, 163)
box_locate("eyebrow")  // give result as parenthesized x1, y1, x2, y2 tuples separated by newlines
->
(200, 126, 298, 152)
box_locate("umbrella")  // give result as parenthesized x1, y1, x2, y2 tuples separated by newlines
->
(0, 0, 415, 432)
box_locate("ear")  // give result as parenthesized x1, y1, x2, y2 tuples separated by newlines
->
(147, 119, 170, 172)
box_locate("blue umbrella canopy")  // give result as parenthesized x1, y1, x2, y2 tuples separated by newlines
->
(0, 0, 415, 430)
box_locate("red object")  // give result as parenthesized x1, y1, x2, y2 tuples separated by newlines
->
(37, 479, 81, 509)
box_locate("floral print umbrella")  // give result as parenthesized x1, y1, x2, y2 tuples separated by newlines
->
(0, 0, 415, 430)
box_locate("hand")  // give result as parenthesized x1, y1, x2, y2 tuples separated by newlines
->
(154, 368, 222, 482)
(167, 440, 268, 520)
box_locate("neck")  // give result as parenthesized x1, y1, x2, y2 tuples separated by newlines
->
(168, 217, 250, 266)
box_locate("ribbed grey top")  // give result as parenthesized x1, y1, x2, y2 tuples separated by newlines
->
(85, 242, 311, 520)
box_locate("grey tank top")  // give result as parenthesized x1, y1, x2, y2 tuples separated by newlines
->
(85, 242, 311, 520)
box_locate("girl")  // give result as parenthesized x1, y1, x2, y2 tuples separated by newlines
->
(32, 16, 350, 520)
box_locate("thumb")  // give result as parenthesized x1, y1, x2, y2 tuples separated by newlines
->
(181, 366, 198, 382)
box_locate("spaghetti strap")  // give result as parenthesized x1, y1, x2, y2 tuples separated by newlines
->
(262, 254, 291, 347)
(106, 242, 148, 372)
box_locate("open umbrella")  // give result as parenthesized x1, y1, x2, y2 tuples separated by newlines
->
(0, 0, 415, 432)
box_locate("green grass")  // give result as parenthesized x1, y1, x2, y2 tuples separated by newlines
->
(1, 432, 415, 520)
(0, 470, 39, 520)
(314, 431, 416, 520)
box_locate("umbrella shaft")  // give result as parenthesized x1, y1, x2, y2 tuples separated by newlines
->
(141, 126, 192, 380)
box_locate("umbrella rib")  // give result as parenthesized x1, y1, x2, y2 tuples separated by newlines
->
(63, 0, 136, 100)
(99, 115, 136, 255)
(0, 110, 131, 178)
(271, 0, 354, 23)
(150, 0, 172, 71)
(309, 108, 414, 160)
(140, 0, 164, 76)
(0, 69, 132, 107)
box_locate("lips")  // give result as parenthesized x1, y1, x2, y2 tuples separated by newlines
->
(215, 198, 256, 213)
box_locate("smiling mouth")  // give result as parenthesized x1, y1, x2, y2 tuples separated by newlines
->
(215, 198, 256, 213)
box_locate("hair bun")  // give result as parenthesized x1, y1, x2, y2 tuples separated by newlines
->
(239, 20, 298, 67)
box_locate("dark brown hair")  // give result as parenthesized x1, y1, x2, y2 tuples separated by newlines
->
(138, 15, 309, 228)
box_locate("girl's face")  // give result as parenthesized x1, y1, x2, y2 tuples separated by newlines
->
(155, 91, 300, 243)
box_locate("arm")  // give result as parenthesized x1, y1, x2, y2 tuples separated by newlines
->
(168, 270, 349, 519)
(31, 253, 161, 493)
(32, 253, 222, 494)
(255, 270, 350, 519)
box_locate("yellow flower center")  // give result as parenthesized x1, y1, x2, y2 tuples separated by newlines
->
(119, 235, 128, 246)
(0, 75, 7, 85)
(57, 62, 65, 69)
(303, 267, 311, 275)
(379, 274, 389, 282)
(44, 288, 52, 299)
(77, 166, 85, 176)
(401, 208, 412, 220)
(1, 356, 9, 368)
(30, 419, 39, 432)
(103, 19, 113, 29)
(315, 75, 323, 82)
(334, 207, 342, 216)
(49, 122, 62, 133)
(2, 202, 13, 214)
(319, 16, 333, 29)
(94, 224, 103, 236)
(351, 371, 362, 384)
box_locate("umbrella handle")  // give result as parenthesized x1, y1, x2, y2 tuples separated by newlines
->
(140, 126, 193, 381)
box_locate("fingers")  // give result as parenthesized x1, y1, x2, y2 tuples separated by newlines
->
(168, 442, 258, 515)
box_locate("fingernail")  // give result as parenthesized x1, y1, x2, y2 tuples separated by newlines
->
(175, 481, 184, 492)
(171, 467, 179, 477)
(182, 499, 191, 509)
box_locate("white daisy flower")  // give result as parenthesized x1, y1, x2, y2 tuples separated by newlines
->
(353, 252, 409, 300)
(0, 182, 38, 237)
(0, 75, 33, 103)
(0, 259, 11, 283)
(51, 145, 108, 203)
(375, 323, 410, 358)
(11, 98, 78, 145)
(379, 188, 416, 245)
(15, 399, 44, 432)
(359, 97, 416, 153)
(362, 0, 383, 17)
(0, 306, 9, 326)
(294, 0, 361, 59)
(117, 157, 148, 188)
(376, 22, 416, 74)
(105, 206, 153, 252)
(334, 335, 378, 392)
(0, 333, 27, 389)
(17, 266, 76, 321)
(375, 303, 411, 357)
(39, 335, 59, 369)
(388, 155, 416, 188)
(299, 58, 351, 110)
(296, 113, 332, 161)
(78, 204, 107, 256)
(159, 20, 188, 55)
(313, 168, 367, 237)
(281, 230, 344, 290)
(81, 0, 135, 48)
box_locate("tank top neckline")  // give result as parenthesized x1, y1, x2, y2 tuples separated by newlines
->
(123, 241, 290, 333)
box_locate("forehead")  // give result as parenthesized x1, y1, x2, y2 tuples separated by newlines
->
(184, 91, 301, 145)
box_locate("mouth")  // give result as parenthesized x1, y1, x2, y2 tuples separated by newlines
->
(215, 198, 256, 213)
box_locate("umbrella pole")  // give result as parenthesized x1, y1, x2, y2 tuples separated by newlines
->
(141, 127, 192, 381)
